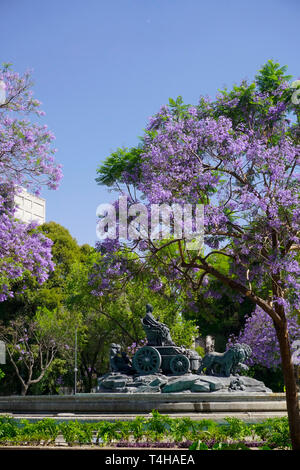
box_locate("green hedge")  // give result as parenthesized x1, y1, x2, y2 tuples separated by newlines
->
(0, 412, 292, 449)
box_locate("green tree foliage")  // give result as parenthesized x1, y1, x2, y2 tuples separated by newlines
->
(0, 308, 79, 395)
(64, 251, 198, 392)
(0, 222, 91, 319)
(0, 223, 94, 394)
(96, 146, 143, 189)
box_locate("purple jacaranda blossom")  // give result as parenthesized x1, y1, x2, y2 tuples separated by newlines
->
(227, 307, 300, 369)
(93, 64, 300, 331)
(0, 65, 63, 301)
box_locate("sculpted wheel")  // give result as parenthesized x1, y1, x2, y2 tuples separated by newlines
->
(132, 346, 162, 375)
(170, 354, 190, 375)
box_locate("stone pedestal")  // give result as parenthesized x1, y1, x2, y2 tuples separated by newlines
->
(97, 372, 272, 394)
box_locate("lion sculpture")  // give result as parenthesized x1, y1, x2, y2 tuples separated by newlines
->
(109, 343, 133, 374)
(198, 343, 252, 377)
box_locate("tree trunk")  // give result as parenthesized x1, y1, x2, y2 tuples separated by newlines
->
(275, 320, 300, 450)
(21, 384, 28, 396)
(295, 365, 300, 392)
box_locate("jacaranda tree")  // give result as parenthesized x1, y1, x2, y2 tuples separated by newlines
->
(228, 306, 300, 371)
(95, 61, 300, 449)
(0, 64, 63, 300)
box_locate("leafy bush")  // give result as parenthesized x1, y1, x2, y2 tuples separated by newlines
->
(169, 417, 197, 442)
(144, 410, 173, 441)
(0, 415, 18, 440)
(221, 417, 252, 439)
(21, 418, 59, 440)
(253, 417, 291, 449)
(0, 413, 293, 449)
(127, 416, 147, 442)
(59, 421, 93, 445)
(94, 421, 122, 444)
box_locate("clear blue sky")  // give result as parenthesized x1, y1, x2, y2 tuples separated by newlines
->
(1, 0, 299, 246)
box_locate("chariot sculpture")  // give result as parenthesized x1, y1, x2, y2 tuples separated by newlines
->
(131, 304, 201, 375)
(97, 304, 266, 394)
(108, 304, 251, 379)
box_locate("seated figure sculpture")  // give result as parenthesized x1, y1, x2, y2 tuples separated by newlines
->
(142, 304, 175, 346)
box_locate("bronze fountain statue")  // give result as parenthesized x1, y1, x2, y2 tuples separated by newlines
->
(97, 303, 272, 394)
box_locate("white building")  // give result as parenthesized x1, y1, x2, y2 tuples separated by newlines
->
(14, 188, 46, 225)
